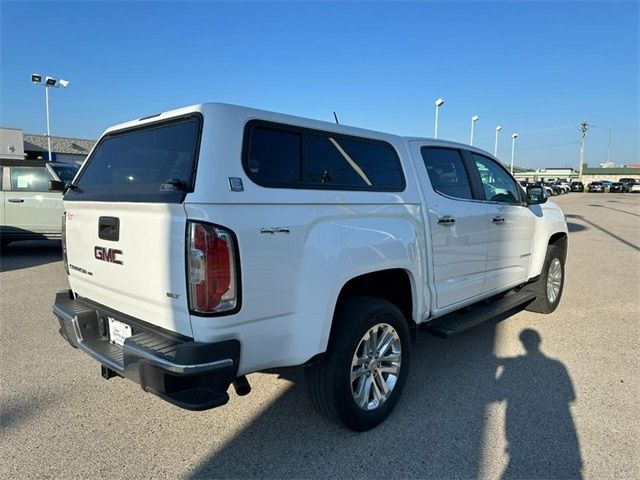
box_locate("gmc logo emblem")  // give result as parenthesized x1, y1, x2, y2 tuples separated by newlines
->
(94, 246, 123, 265)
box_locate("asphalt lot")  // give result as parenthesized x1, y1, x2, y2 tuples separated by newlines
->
(1, 193, 639, 480)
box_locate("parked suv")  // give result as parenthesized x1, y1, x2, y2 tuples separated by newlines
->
(53, 103, 568, 431)
(608, 182, 625, 193)
(619, 178, 638, 192)
(1, 160, 79, 248)
(570, 181, 584, 192)
(588, 181, 605, 193)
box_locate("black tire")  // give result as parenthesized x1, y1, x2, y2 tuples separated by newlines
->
(525, 244, 566, 314)
(305, 296, 411, 431)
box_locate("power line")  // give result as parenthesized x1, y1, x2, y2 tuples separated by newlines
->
(518, 141, 579, 151)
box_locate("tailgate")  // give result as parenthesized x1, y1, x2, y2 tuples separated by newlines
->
(61, 113, 203, 338)
(65, 202, 192, 336)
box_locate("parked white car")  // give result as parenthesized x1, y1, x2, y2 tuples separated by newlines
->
(1, 160, 79, 248)
(53, 103, 568, 431)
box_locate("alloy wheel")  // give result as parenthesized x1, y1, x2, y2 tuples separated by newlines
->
(350, 323, 402, 411)
(546, 258, 562, 304)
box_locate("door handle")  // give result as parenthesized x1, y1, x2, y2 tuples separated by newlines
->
(8, 199, 24, 203)
(437, 216, 456, 225)
(492, 216, 505, 224)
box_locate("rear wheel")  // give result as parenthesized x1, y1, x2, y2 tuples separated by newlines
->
(526, 244, 565, 313)
(305, 296, 411, 431)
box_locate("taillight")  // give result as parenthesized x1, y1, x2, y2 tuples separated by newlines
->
(61, 212, 69, 275)
(187, 221, 238, 314)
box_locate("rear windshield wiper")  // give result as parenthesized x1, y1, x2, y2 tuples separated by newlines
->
(159, 178, 188, 192)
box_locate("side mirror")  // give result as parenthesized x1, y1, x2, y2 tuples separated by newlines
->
(48, 180, 65, 192)
(526, 185, 547, 205)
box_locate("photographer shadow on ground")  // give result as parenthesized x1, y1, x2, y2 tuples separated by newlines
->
(496, 329, 582, 479)
(187, 321, 582, 479)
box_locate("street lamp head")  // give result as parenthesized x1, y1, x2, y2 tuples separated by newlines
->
(472, 115, 479, 122)
(45, 76, 57, 86)
(496, 125, 503, 131)
(512, 133, 519, 139)
(435, 98, 444, 107)
(58, 79, 70, 88)
(31, 73, 42, 84)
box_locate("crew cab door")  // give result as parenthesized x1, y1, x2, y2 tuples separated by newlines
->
(468, 153, 536, 292)
(410, 142, 489, 310)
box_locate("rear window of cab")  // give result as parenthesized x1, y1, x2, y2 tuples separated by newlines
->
(242, 120, 405, 191)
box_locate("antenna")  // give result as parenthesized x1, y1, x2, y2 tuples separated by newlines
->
(333, 111, 340, 125)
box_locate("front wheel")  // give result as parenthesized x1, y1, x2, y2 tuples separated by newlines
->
(305, 296, 411, 431)
(526, 244, 566, 313)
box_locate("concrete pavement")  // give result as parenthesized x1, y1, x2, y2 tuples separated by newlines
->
(1, 193, 638, 479)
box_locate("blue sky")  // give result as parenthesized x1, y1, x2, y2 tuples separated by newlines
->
(1, 1, 638, 169)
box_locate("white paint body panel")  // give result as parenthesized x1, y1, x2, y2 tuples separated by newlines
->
(408, 140, 489, 309)
(5, 191, 62, 234)
(63, 103, 567, 376)
(483, 202, 536, 292)
(65, 202, 192, 337)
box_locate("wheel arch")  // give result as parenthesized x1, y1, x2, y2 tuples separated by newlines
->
(548, 231, 568, 258)
(327, 268, 417, 348)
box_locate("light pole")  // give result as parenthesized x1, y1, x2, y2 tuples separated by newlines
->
(470, 115, 479, 146)
(494, 125, 502, 157)
(434, 98, 444, 139)
(31, 73, 70, 161)
(510, 133, 519, 174)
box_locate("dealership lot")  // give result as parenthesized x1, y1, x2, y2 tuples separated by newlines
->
(1, 193, 638, 479)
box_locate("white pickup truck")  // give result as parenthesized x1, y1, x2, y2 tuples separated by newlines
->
(53, 103, 567, 431)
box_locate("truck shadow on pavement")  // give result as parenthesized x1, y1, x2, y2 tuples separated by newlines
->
(567, 222, 587, 233)
(188, 312, 582, 479)
(588, 204, 640, 218)
(0, 240, 62, 273)
(0, 394, 57, 435)
(565, 214, 639, 252)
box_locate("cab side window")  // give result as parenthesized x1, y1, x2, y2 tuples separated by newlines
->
(420, 147, 473, 200)
(10, 167, 52, 192)
(472, 154, 521, 204)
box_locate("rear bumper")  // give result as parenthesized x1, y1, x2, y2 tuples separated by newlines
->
(53, 290, 240, 410)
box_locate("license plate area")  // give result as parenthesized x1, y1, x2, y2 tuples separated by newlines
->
(108, 317, 132, 346)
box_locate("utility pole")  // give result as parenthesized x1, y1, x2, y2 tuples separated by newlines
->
(578, 121, 592, 179)
(607, 125, 612, 163)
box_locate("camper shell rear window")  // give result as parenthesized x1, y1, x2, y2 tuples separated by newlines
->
(66, 114, 202, 203)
